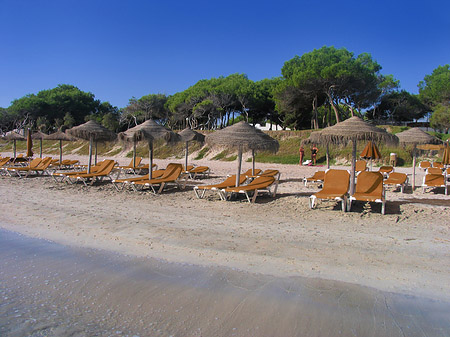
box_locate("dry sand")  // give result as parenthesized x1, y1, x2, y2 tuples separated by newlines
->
(1, 153, 449, 303)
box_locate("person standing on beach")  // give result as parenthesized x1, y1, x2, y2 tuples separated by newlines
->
(299, 145, 304, 165)
(311, 144, 318, 165)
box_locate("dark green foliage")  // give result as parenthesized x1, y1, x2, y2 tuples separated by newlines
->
(2, 84, 119, 133)
(367, 91, 428, 122)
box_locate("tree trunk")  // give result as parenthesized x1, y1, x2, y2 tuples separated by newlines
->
(326, 90, 340, 123)
(311, 95, 319, 129)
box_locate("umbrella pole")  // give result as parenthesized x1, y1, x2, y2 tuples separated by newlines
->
(185, 141, 189, 170)
(95, 142, 98, 165)
(236, 148, 243, 187)
(59, 140, 63, 168)
(13, 140, 16, 159)
(252, 149, 255, 175)
(40, 139, 43, 158)
(133, 140, 137, 168)
(412, 147, 417, 191)
(326, 144, 330, 169)
(88, 136, 93, 174)
(350, 140, 357, 195)
(149, 141, 153, 180)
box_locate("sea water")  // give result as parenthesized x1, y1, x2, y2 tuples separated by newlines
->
(0, 229, 449, 337)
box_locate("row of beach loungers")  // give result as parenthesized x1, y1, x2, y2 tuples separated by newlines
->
(0, 154, 280, 203)
(1, 155, 448, 209)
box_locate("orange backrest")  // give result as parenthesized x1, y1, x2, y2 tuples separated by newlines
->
(378, 166, 393, 174)
(97, 160, 116, 175)
(355, 171, 383, 197)
(36, 157, 52, 169)
(427, 167, 442, 175)
(259, 169, 279, 177)
(29, 158, 42, 168)
(0, 157, 10, 166)
(86, 160, 114, 175)
(215, 175, 247, 188)
(419, 161, 431, 169)
(243, 168, 262, 176)
(244, 176, 275, 189)
(321, 170, 350, 194)
(432, 162, 444, 169)
(160, 163, 183, 180)
(424, 174, 444, 186)
(130, 157, 142, 167)
(384, 172, 407, 184)
(355, 160, 367, 172)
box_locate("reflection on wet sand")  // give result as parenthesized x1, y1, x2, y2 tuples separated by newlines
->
(1, 229, 449, 337)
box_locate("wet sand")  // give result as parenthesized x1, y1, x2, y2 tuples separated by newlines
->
(1, 229, 449, 337)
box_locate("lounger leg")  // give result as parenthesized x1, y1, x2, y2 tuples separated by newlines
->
(381, 201, 386, 215)
(272, 181, 279, 197)
(309, 196, 315, 209)
(158, 182, 165, 194)
(194, 187, 200, 198)
(347, 199, 352, 212)
(250, 190, 258, 203)
(218, 190, 227, 201)
(341, 197, 346, 212)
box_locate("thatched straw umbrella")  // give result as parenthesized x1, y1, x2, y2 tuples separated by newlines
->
(2, 132, 25, 158)
(26, 128, 33, 157)
(206, 121, 279, 186)
(178, 127, 205, 170)
(45, 130, 76, 167)
(67, 120, 116, 173)
(396, 128, 442, 190)
(32, 131, 47, 158)
(308, 116, 398, 194)
(360, 141, 381, 171)
(118, 119, 180, 179)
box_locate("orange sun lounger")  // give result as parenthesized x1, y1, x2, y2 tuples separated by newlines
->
(193, 174, 247, 199)
(112, 169, 165, 191)
(422, 171, 448, 195)
(6, 157, 42, 177)
(349, 171, 386, 214)
(309, 169, 350, 211)
(67, 160, 117, 186)
(132, 163, 184, 194)
(383, 172, 408, 193)
(219, 176, 277, 203)
(303, 170, 325, 187)
(187, 165, 210, 179)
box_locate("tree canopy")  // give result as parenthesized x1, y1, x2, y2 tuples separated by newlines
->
(276, 46, 398, 128)
(1, 84, 119, 133)
(1, 47, 444, 134)
(419, 65, 450, 133)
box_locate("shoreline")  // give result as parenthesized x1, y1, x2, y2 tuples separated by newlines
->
(3, 228, 448, 336)
(1, 154, 449, 303)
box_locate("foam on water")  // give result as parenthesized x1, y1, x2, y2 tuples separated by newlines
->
(0, 229, 449, 336)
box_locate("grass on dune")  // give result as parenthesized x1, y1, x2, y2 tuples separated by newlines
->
(1, 126, 448, 166)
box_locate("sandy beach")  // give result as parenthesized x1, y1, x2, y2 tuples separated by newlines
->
(1, 153, 449, 305)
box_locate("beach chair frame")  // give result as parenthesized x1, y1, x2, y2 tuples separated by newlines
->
(348, 171, 386, 215)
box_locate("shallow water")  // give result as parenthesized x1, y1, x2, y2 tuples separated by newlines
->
(0, 229, 449, 337)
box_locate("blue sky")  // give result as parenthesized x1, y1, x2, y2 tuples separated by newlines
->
(1, 0, 449, 109)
